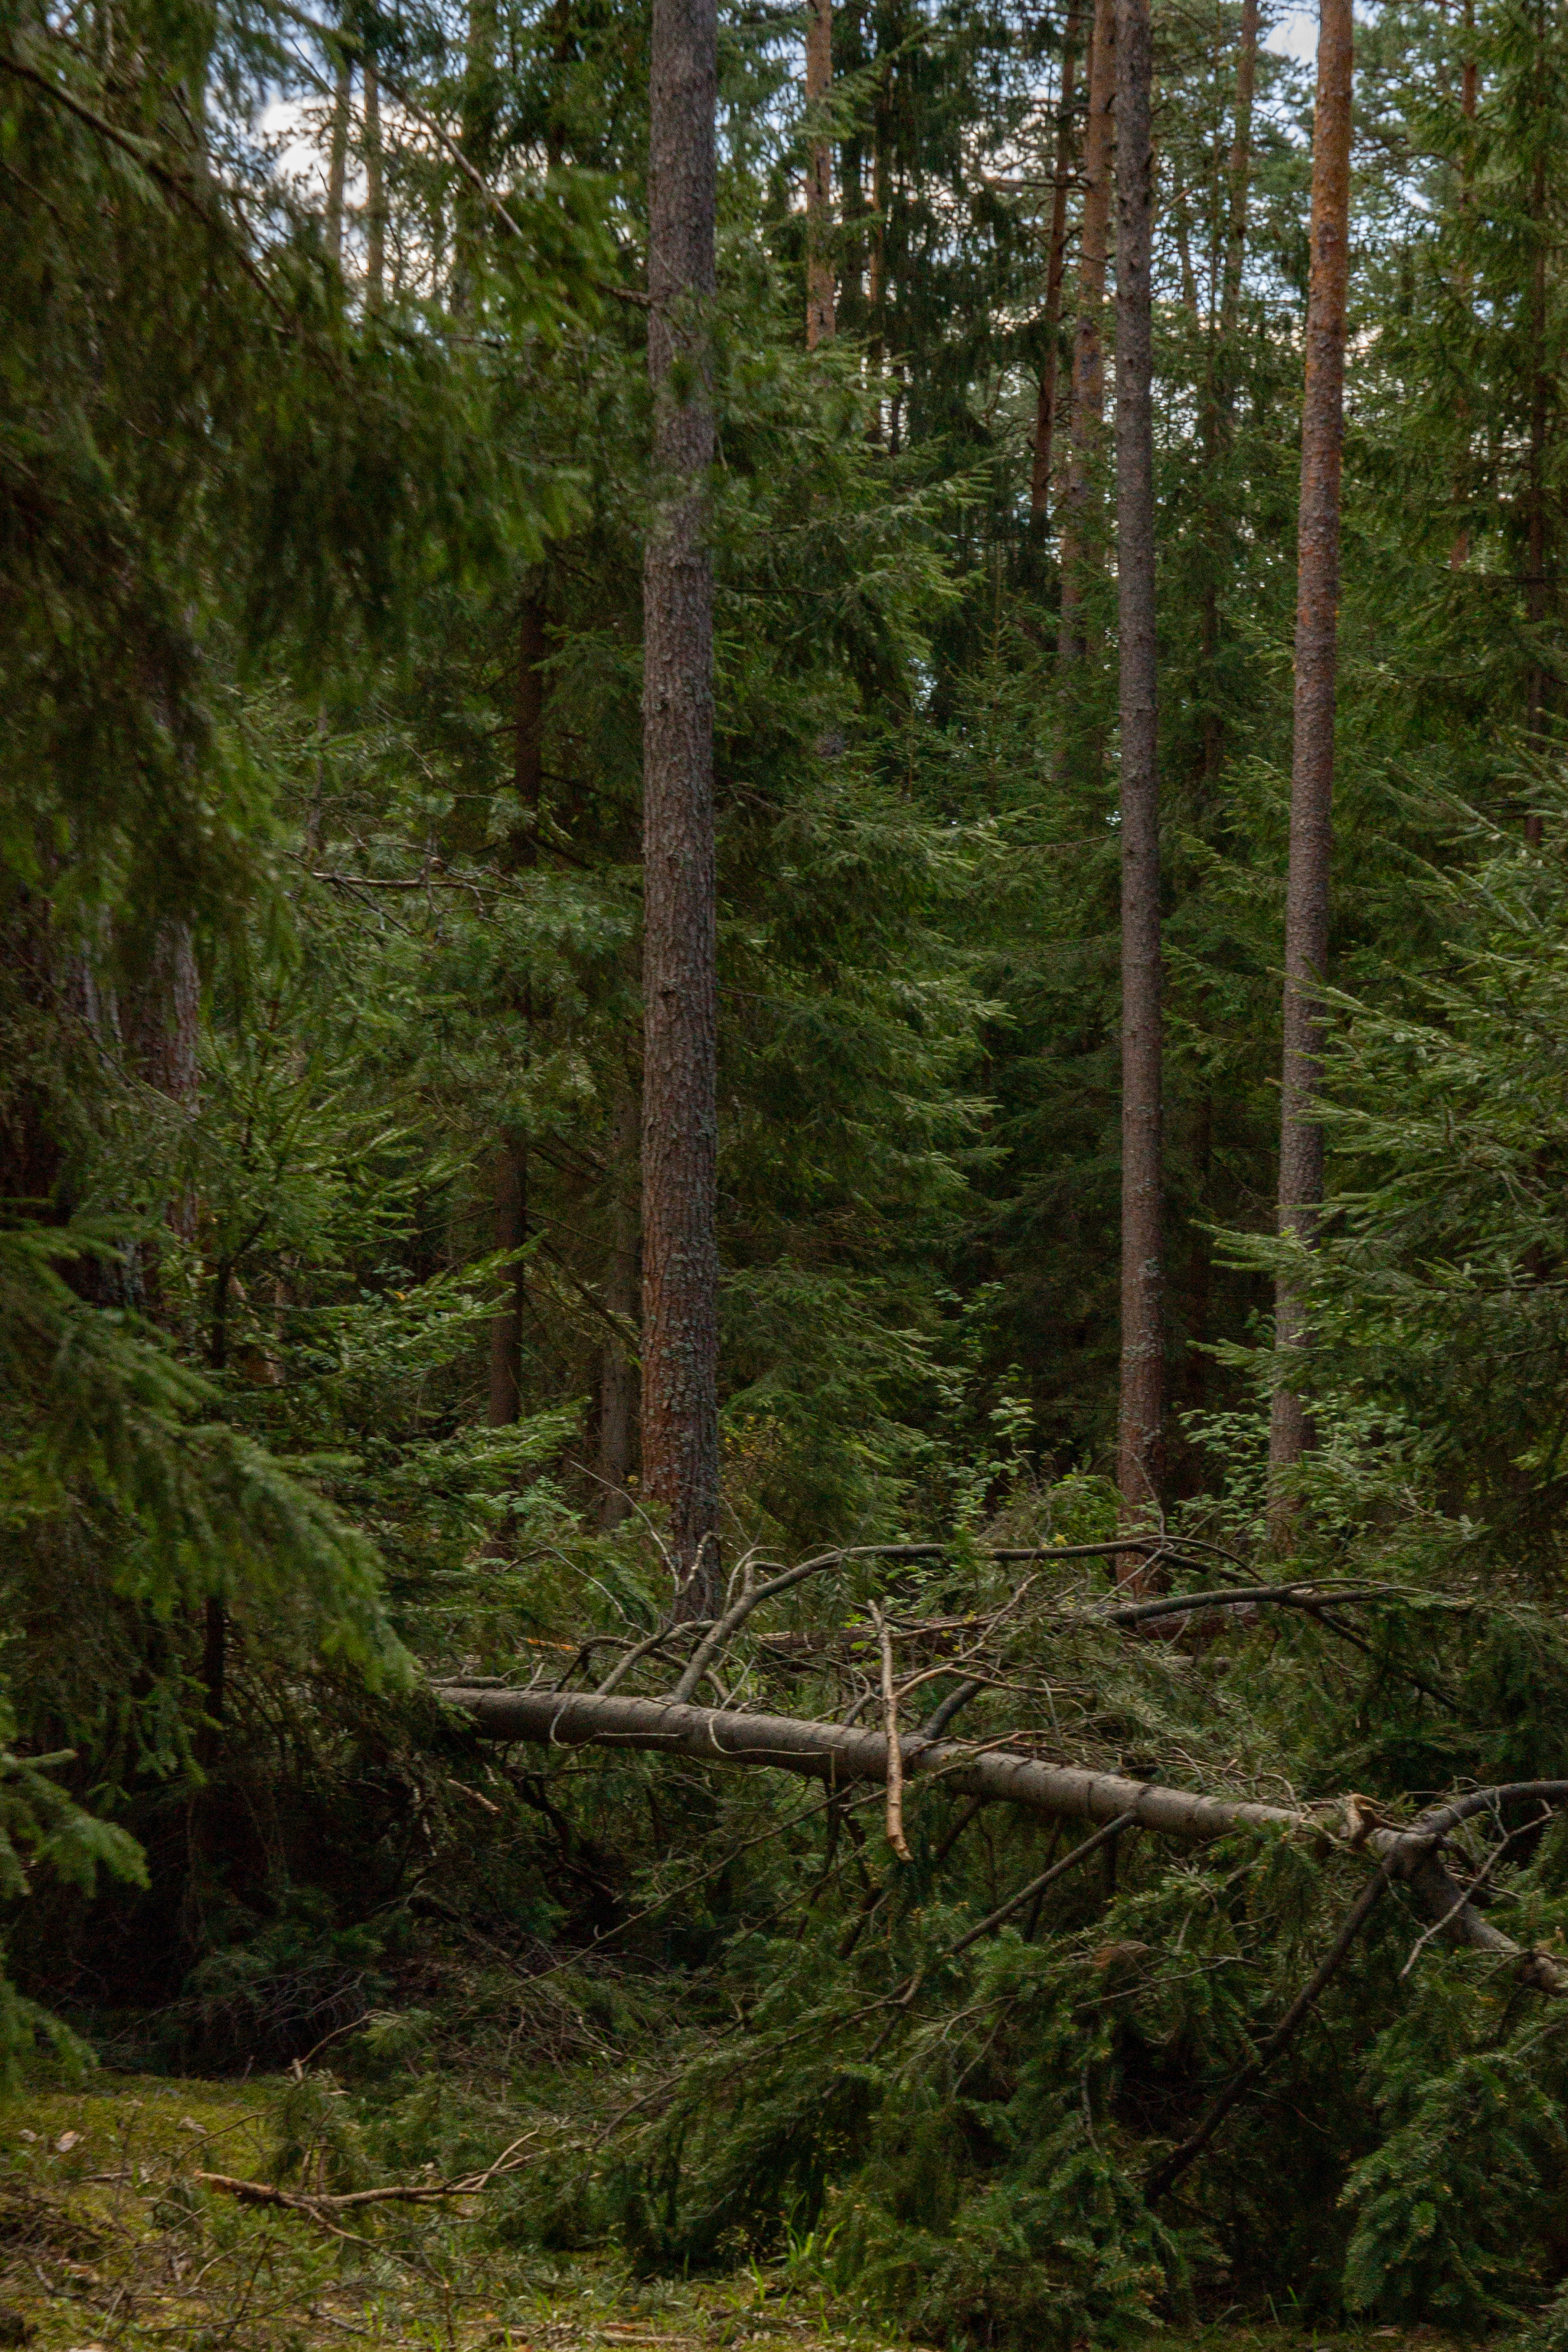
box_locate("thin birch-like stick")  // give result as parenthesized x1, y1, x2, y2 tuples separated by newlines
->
(870, 1602, 912, 1861)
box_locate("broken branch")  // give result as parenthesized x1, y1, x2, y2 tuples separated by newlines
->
(871, 1602, 913, 1863)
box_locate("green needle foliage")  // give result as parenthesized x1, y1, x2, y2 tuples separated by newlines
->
(11, 0, 1568, 2331)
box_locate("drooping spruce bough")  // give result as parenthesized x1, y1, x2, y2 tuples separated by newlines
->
(413, 1534, 1568, 2340)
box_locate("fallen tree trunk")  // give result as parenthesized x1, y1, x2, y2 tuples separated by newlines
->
(436, 1682, 1298, 1838)
(433, 1682, 1568, 1992)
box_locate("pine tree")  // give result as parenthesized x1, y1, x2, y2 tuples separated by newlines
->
(1113, 0, 1161, 1540)
(641, 0, 722, 1614)
(1268, 0, 1354, 1533)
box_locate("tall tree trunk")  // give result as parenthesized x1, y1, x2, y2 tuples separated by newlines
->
(1220, 0, 1259, 336)
(488, 591, 548, 1427)
(364, 57, 386, 308)
(1524, 18, 1549, 843)
(867, 66, 888, 433)
(805, 0, 835, 346)
(1114, 0, 1161, 1553)
(544, 0, 573, 168)
(1171, 172, 1200, 319)
(452, 0, 498, 315)
(124, 919, 201, 1280)
(598, 1073, 639, 1526)
(1449, 0, 1477, 570)
(836, 0, 866, 335)
(325, 54, 351, 266)
(1057, 0, 1116, 668)
(514, 590, 547, 861)
(642, 0, 721, 1618)
(1185, 1089, 1214, 1413)
(1031, 0, 1083, 522)
(1266, 0, 1354, 1537)
(124, 921, 218, 1756)
(1197, 0, 1259, 786)
(488, 1138, 528, 1426)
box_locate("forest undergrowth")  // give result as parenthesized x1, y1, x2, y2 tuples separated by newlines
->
(18, 1468, 1568, 2352)
(0, 2070, 1476, 2352)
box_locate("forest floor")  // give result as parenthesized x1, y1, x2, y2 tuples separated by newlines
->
(0, 2076, 1444, 2352)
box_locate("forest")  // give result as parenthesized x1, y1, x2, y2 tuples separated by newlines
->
(8, 0, 1568, 2337)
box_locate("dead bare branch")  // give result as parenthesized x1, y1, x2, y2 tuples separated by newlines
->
(870, 1602, 913, 1863)
(193, 2135, 537, 2234)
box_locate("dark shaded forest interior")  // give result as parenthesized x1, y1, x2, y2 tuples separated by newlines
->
(12, 0, 1568, 2338)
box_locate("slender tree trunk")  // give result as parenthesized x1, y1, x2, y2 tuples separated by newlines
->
(325, 55, 351, 266)
(364, 57, 386, 307)
(1266, 0, 1353, 1535)
(1449, 0, 1476, 570)
(1220, 0, 1259, 335)
(488, 1138, 528, 1425)
(124, 918, 200, 1276)
(805, 0, 835, 346)
(1171, 172, 1200, 319)
(125, 922, 200, 1138)
(642, 0, 721, 1618)
(1031, 0, 1083, 522)
(124, 920, 220, 1761)
(1185, 1090, 1214, 1413)
(1114, 0, 1161, 1553)
(487, 593, 548, 1429)
(837, 0, 866, 335)
(1524, 26, 1549, 844)
(1197, 0, 1259, 786)
(201, 1595, 226, 1745)
(452, 0, 498, 315)
(867, 69, 888, 433)
(599, 1075, 639, 1527)
(1057, 0, 1116, 667)
(514, 590, 547, 858)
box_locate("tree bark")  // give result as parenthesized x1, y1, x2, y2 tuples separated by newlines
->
(1031, 0, 1083, 522)
(598, 1073, 639, 1526)
(1267, 0, 1353, 1534)
(805, 0, 835, 346)
(1448, 0, 1476, 571)
(488, 1137, 528, 1426)
(325, 54, 351, 267)
(867, 66, 888, 431)
(1220, 0, 1259, 336)
(1114, 0, 1161, 1548)
(364, 57, 386, 308)
(451, 0, 498, 315)
(514, 589, 547, 855)
(1056, 0, 1116, 668)
(642, 0, 721, 1618)
(123, 916, 200, 1286)
(1192, 0, 1259, 788)
(439, 1682, 1308, 1838)
(1523, 19, 1549, 841)
(486, 592, 548, 1429)
(435, 1680, 1568, 1992)
(835, 0, 866, 335)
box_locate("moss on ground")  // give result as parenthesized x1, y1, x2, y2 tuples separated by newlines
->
(0, 2079, 1452, 2352)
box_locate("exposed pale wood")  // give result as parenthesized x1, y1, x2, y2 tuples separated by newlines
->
(436, 1682, 1568, 1997)
(871, 1602, 912, 1860)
